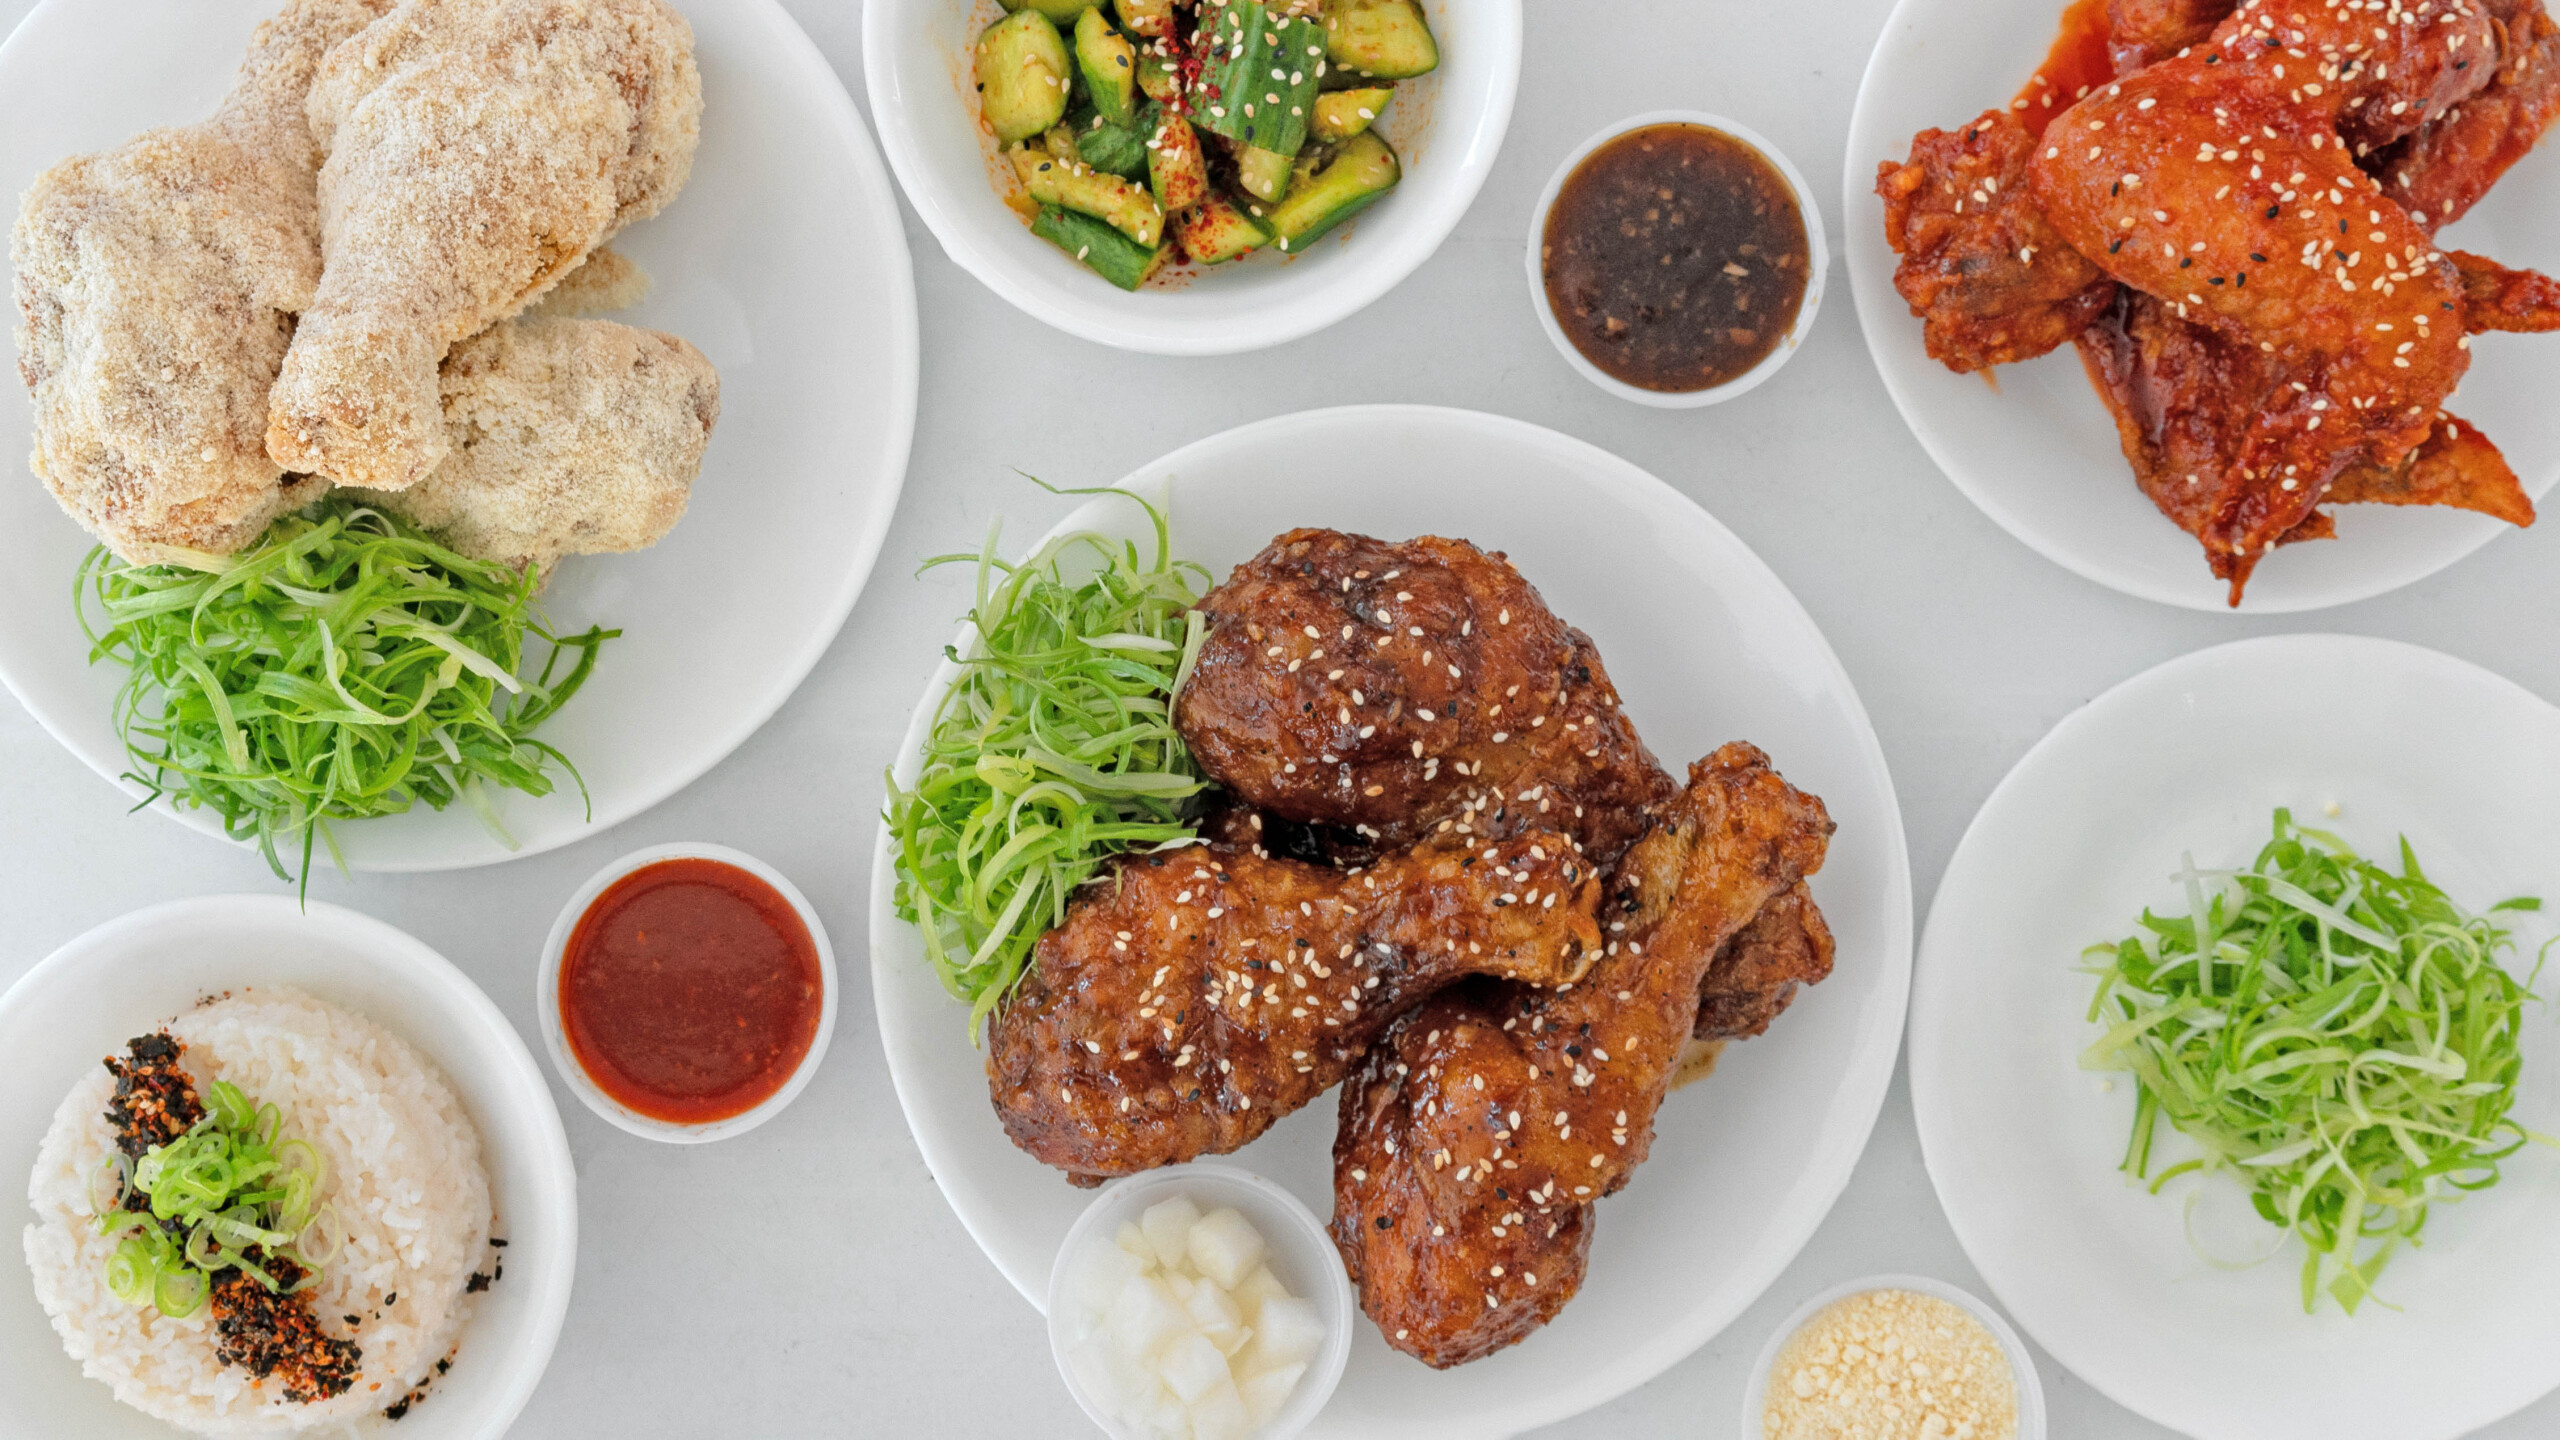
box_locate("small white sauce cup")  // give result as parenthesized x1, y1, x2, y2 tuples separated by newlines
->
(1525, 110, 1828, 408)
(1047, 1162, 1354, 1440)
(537, 842, 838, 1144)
(1741, 1273, 2047, 1440)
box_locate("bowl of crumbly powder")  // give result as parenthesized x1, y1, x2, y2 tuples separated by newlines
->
(1742, 1275, 2045, 1440)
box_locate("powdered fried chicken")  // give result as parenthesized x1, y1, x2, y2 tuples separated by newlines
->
(10, 0, 385, 562)
(1875, 111, 2118, 372)
(988, 827, 1605, 1183)
(266, 0, 701, 491)
(351, 316, 718, 575)
(1333, 745, 1833, 1366)
(523, 245, 652, 320)
(1174, 529, 1679, 864)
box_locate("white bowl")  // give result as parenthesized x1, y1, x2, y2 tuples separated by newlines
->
(537, 842, 839, 1144)
(0, 896, 577, 1440)
(1739, 1274, 2047, 1440)
(1046, 1163, 1354, 1440)
(1525, 111, 1828, 408)
(863, 0, 1522, 355)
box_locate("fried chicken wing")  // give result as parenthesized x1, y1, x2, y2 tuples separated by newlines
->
(2026, 1, 2518, 596)
(349, 316, 718, 576)
(1174, 530, 1678, 864)
(1332, 745, 1832, 1366)
(2372, 0, 2560, 227)
(1875, 111, 2118, 372)
(988, 827, 1605, 1183)
(10, 0, 386, 562)
(265, 0, 701, 491)
(2454, 249, 2560, 332)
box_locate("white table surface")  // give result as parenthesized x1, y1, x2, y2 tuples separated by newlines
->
(6, 2, 2558, 1437)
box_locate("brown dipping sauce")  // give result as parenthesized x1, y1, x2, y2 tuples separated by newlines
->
(559, 857, 824, 1125)
(1541, 123, 1811, 394)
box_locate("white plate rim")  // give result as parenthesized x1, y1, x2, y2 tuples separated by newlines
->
(1839, 0, 2557, 615)
(1908, 631, 2560, 1440)
(865, 403, 1916, 1436)
(0, 0, 921, 872)
(0, 893, 579, 1440)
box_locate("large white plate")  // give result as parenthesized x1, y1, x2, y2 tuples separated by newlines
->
(868, 406, 1914, 1438)
(0, 0, 918, 870)
(1843, 0, 2560, 613)
(1910, 634, 2560, 1440)
(0, 896, 578, 1440)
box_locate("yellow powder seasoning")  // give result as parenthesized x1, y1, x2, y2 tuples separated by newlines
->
(1760, 1289, 2019, 1440)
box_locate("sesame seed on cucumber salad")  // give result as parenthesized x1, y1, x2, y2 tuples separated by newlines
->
(973, 0, 1436, 289)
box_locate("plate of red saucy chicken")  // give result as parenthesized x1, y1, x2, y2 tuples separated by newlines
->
(1847, 0, 2560, 611)
(868, 405, 1912, 1437)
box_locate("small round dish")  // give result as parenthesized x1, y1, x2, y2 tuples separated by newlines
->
(1046, 1162, 1353, 1440)
(0, 895, 577, 1440)
(1524, 111, 1828, 409)
(863, 0, 1522, 355)
(538, 842, 838, 1144)
(1739, 1273, 2047, 1440)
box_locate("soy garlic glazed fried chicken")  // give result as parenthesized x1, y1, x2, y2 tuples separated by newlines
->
(987, 823, 1606, 1183)
(1878, 0, 2560, 600)
(1334, 745, 1834, 1366)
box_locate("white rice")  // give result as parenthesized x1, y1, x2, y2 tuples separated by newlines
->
(23, 986, 494, 1435)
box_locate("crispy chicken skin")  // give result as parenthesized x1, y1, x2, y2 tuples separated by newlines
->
(1697, 881, 1836, 1042)
(1175, 529, 1679, 864)
(988, 827, 1605, 1183)
(2107, 0, 2236, 73)
(350, 316, 719, 576)
(2371, 0, 2560, 227)
(1333, 745, 1833, 1367)
(1875, 111, 2119, 373)
(265, 0, 701, 491)
(10, 0, 386, 563)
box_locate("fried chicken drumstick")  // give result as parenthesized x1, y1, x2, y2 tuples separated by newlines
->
(987, 825, 1606, 1183)
(1333, 745, 1834, 1366)
(265, 0, 701, 491)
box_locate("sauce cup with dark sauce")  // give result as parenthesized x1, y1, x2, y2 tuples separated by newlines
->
(538, 843, 838, 1144)
(1527, 111, 1827, 408)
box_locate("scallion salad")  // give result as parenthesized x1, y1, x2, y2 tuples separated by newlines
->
(77, 499, 613, 888)
(885, 488, 1211, 1035)
(2080, 809, 2549, 1313)
(94, 1080, 336, 1319)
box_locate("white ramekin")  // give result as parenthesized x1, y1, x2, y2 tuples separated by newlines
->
(1740, 1272, 2048, 1440)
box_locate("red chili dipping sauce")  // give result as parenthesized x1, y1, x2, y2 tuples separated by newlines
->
(1541, 123, 1811, 394)
(558, 858, 823, 1125)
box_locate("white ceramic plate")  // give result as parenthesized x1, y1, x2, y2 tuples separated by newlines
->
(0, 0, 918, 869)
(869, 405, 1914, 1438)
(863, 0, 1520, 355)
(0, 896, 578, 1440)
(1910, 634, 2560, 1440)
(1843, 0, 2560, 612)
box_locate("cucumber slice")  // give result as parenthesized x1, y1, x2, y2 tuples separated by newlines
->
(1268, 130, 1398, 251)
(1075, 113, 1151, 179)
(1195, 2, 1326, 158)
(1147, 114, 1211, 213)
(1114, 0, 1174, 38)
(1000, 0, 1097, 21)
(1074, 8, 1140, 126)
(1321, 0, 1438, 81)
(1235, 143, 1294, 203)
(1013, 144, 1166, 247)
(1174, 191, 1273, 264)
(977, 10, 1073, 146)
(1033, 204, 1168, 289)
(1137, 50, 1183, 103)
(1312, 87, 1392, 143)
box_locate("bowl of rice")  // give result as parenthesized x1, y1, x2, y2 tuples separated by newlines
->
(1, 896, 576, 1438)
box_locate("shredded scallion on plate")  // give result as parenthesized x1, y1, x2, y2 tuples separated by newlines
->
(2080, 809, 2549, 1313)
(76, 498, 614, 889)
(885, 486, 1212, 1037)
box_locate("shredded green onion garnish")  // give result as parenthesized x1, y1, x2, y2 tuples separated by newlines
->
(97, 1080, 333, 1317)
(885, 486, 1212, 1037)
(2080, 809, 2550, 1314)
(76, 498, 616, 891)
